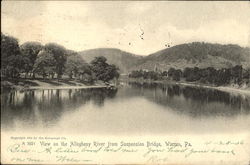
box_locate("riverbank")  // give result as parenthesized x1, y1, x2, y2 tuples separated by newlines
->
(2, 78, 250, 95)
(125, 78, 250, 95)
(176, 82, 250, 95)
(1, 79, 108, 91)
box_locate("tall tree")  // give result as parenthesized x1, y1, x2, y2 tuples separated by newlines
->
(65, 53, 89, 79)
(90, 56, 119, 82)
(168, 67, 176, 78)
(20, 42, 43, 78)
(44, 43, 67, 79)
(1, 33, 26, 78)
(231, 65, 243, 85)
(33, 50, 56, 79)
(172, 69, 182, 81)
(102, 64, 120, 82)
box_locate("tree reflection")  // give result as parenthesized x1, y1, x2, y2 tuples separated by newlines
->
(129, 82, 250, 117)
(1, 83, 249, 131)
(1, 88, 118, 129)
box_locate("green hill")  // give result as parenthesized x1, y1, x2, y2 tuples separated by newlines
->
(79, 42, 250, 73)
(135, 42, 250, 71)
(79, 48, 142, 73)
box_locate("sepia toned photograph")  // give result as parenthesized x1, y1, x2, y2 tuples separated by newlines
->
(1, 1, 250, 164)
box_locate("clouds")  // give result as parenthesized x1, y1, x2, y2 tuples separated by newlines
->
(2, 1, 46, 20)
(156, 19, 249, 48)
(2, 1, 250, 55)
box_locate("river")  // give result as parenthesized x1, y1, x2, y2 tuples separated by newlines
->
(1, 82, 250, 135)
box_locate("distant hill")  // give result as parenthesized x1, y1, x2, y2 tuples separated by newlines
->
(134, 42, 250, 71)
(78, 48, 142, 73)
(79, 43, 250, 73)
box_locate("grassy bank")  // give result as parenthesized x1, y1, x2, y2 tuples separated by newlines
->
(2, 78, 249, 95)
(1, 78, 108, 91)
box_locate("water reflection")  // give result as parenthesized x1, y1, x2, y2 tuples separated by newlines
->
(1, 88, 117, 130)
(128, 82, 250, 117)
(1, 83, 250, 133)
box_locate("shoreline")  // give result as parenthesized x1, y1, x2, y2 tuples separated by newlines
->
(176, 82, 250, 95)
(1, 79, 110, 91)
(28, 85, 108, 90)
(1, 84, 109, 91)
(126, 79, 250, 95)
(2, 78, 250, 95)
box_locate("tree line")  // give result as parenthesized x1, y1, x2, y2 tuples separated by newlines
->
(129, 65, 250, 86)
(1, 33, 119, 83)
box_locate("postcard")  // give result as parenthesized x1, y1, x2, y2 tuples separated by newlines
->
(1, 1, 250, 164)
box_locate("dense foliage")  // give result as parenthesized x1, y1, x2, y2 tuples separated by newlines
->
(1, 33, 120, 84)
(91, 56, 119, 82)
(129, 65, 250, 86)
(20, 42, 43, 78)
(1, 33, 25, 78)
(65, 52, 91, 80)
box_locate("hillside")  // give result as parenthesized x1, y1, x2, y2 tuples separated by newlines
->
(79, 43, 250, 73)
(134, 42, 250, 71)
(79, 48, 142, 73)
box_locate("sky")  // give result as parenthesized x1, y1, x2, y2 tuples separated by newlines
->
(2, 1, 250, 55)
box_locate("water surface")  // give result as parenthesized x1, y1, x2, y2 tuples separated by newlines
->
(1, 82, 250, 135)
